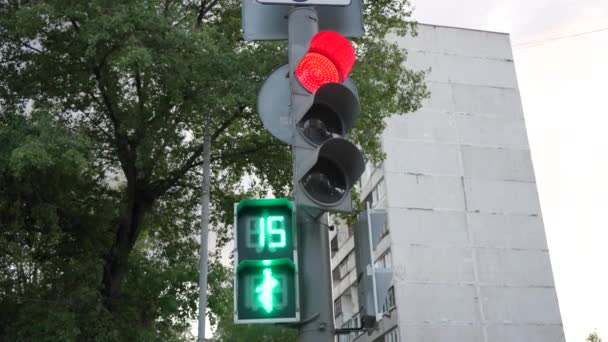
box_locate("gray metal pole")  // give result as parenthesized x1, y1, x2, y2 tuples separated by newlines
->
(297, 209, 335, 342)
(197, 119, 212, 342)
(287, 7, 334, 342)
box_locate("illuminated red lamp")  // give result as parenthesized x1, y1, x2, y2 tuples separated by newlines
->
(295, 31, 356, 93)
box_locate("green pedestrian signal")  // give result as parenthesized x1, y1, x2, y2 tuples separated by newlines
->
(234, 199, 300, 323)
(257, 267, 279, 313)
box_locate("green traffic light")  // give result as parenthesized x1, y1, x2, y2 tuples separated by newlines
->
(256, 268, 279, 313)
(235, 198, 297, 323)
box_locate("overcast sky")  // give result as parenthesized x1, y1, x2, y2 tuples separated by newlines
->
(412, 0, 608, 340)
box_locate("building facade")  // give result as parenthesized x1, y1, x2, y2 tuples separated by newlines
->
(330, 24, 564, 342)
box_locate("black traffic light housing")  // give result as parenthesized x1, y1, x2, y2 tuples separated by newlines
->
(293, 81, 364, 212)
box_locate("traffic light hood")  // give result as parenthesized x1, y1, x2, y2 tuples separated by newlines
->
(296, 138, 364, 207)
(295, 81, 360, 146)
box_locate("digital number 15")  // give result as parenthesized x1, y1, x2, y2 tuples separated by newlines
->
(258, 216, 286, 248)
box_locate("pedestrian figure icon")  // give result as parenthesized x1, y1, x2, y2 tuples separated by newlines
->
(256, 268, 279, 313)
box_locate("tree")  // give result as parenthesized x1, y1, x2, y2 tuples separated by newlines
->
(0, 0, 427, 340)
(0, 111, 200, 340)
(587, 331, 603, 342)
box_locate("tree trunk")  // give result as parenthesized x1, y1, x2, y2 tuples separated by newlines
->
(101, 194, 150, 311)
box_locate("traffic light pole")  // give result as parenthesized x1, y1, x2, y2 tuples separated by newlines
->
(297, 209, 334, 342)
(197, 117, 212, 342)
(288, 7, 335, 342)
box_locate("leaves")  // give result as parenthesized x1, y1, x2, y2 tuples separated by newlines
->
(588, 331, 603, 342)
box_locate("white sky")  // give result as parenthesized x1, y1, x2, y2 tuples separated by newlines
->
(412, 0, 608, 340)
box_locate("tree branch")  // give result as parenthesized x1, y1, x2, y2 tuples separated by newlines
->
(92, 66, 121, 134)
(210, 140, 281, 164)
(211, 107, 244, 141)
(133, 68, 147, 143)
(143, 136, 170, 181)
(18, 41, 43, 54)
(71, 15, 123, 141)
(162, 0, 174, 17)
(147, 106, 245, 196)
(69, 18, 80, 32)
(0, 34, 43, 53)
(148, 140, 205, 197)
(196, 0, 220, 27)
(135, 69, 145, 116)
(81, 108, 114, 141)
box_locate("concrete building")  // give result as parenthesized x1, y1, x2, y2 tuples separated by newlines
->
(330, 24, 564, 342)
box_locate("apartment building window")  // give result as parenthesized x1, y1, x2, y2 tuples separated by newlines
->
(375, 249, 392, 269)
(372, 178, 386, 205)
(360, 160, 372, 186)
(380, 215, 389, 238)
(372, 159, 383, 169)
(364, 193, 373, 209)
(339, 313, 362, 342)
(332, 267, 341, 282)
(333, 254, 352, 282)
(382, 286, 396, 312)
(334, 297, 342, 318)
(348, 252, 356, 271)
(364, 178, 387, 209)
(331, 236, 339, 257)
(339, 256, 349, 279)
(361, 159, 383, 186)
(385, 328, 400, 342)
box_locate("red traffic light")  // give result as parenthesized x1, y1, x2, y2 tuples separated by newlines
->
(295, 31, 355, 93)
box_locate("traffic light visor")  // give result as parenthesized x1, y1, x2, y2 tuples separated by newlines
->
(298, 138, 364, 206)
(296, 82, 360, 146)
(295, 31, 355, 93)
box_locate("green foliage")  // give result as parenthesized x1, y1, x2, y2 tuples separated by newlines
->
(587, 331, 603, 342)
(0, 111, 115, 340)
(0, 0, 427, 339)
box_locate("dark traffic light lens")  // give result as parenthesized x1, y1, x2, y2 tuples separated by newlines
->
(301, 157, 346, 204)
(297, 103, 343, 146)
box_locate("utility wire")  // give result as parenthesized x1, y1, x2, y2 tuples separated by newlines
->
(513, 26, 608, 49)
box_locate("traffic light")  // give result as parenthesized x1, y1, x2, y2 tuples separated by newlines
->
(246, 7, 365, 339)
(234, 198, 300, 323)
(353, 206, 393, 328)
(290, 30, 365, 213)
(257, 28, 364, 212)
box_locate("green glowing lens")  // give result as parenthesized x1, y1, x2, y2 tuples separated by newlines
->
(256, 268, 279, 313)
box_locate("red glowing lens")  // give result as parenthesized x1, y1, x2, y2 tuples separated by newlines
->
(295, 31, 355, 93)
(295, 53, 340, 93)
